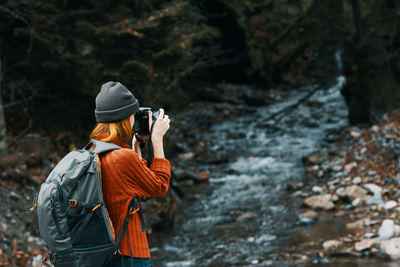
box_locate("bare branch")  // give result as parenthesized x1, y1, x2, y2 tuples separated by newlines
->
(266, 86, 320, 123)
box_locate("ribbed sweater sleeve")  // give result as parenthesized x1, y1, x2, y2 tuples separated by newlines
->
(112, 148, 171, 197)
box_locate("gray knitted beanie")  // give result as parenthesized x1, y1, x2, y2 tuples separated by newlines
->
(95, 81, 139, 122)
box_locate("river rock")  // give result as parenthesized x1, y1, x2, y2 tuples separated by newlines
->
(236, 213, 255, 222)
(296, 210, 318, 226)
(173, 169, 202, 183)
(303, 194, 335, 210)
(287, 182, 304, 191)
(364, 183, 383, 195)
(364, 232, 376, 239)
(178, 152, 195, 161)
(384, 200, 398, 210)
(312, 186, 323, 194)
(350, 130, 361, 138)
(366, 194, 384, 206)
(364, 184, 384, 206)
(336, 187, 346, 196)
(0, 222, 6, 232)
(195, 170, 211, 181)
(337, 185, 368, 201)
(332, 165, 343, 172)
(323, 240, 342, 250)
(299, 210, 318, 220)
(352, 176, 362, 184)
(355, 239, 376, 251)
(378, 220, 400, 241)
(346, 218, 371, 229)
(344, 162, 357, 174)
(295, 217, 315, 227)
(380, 238, 400, 260)
(302, 155, 320, 165)
(352, 197, 361, 207)
(9, 191, 22, 201)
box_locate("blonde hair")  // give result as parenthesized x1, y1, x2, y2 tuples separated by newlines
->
(90, 116, 132, 143)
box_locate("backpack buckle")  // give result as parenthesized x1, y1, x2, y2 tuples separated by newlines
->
(129, 207, 140, 215)
(91, 204, 101, 212)
(30, 197, 38, 211)
(68, 200, 78, 207)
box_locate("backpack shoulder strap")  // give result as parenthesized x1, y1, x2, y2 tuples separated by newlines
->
(84, 139, 122, 154)
(114, 197, 147, 248)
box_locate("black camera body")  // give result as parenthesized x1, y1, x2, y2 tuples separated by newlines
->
(134, 107, 159, 135)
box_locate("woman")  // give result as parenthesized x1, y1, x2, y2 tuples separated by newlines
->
(90, 81, 171, 266)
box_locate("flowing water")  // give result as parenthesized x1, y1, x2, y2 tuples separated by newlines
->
(148, 74, 360, 266)
(149, 51, 394, 267)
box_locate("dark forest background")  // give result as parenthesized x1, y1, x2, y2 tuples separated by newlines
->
(1, 0, 399, 151)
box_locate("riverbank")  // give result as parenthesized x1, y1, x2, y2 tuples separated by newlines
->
(287, 109, 400, 265)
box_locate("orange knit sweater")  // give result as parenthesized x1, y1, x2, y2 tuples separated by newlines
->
(98, 139, 171, 258)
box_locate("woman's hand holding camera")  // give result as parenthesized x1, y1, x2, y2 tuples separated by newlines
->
(150, 108, 170, 141)
(150, 108, 170, 158)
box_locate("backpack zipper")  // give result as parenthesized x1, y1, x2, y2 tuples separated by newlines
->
(50, 194, 62, 235)
(53, 180, 66, 213)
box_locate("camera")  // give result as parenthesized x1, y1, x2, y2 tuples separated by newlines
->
(134, 107, 160, 135)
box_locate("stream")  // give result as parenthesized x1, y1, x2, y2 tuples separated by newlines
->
(148, 51, 394, 266)
(148, 73, 356, 266)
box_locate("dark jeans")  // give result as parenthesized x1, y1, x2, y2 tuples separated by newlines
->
(105, 256, 151, 267)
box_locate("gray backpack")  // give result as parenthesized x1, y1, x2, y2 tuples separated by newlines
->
(36, 139, 145, 266)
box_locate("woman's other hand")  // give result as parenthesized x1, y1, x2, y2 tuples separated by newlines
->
(132, 135, 143, 160)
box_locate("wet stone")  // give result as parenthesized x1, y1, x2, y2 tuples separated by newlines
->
(295, 217, 315, 227)
(312, 186, 323, 194)
(302, 155, 320, 165)
(299, 210, 318, 219)
(380, 238, 400, 260)
(350, 130, 361, 138)
(236, 213, 256, 222)
(303, 194, 335, 210)
(10, 191, 22, 201)
(323, 240, 342, 250)
(346, 218, 370, 230)
(340, 185, 368, 201)
(178, 152, 195, 161)
(311, 254, 329, 264)
(344, 204, 356, 211)
(355, 239, 375, 251)
(344, 162, 357, 174)
(287, 182, 304, 191)
(352, 197, 361, 207)
(384, 200, 397, 210)
(352, 176, 362, 184)
(378, 219, 400, 241)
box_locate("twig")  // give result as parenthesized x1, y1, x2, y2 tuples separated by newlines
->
(266, 86, 320, 123)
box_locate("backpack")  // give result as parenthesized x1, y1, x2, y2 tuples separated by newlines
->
(36, 139, 146, 266)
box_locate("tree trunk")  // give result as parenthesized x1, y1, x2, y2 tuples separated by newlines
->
(351, 0, 363, 42)
(0, 37, 7, 151)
